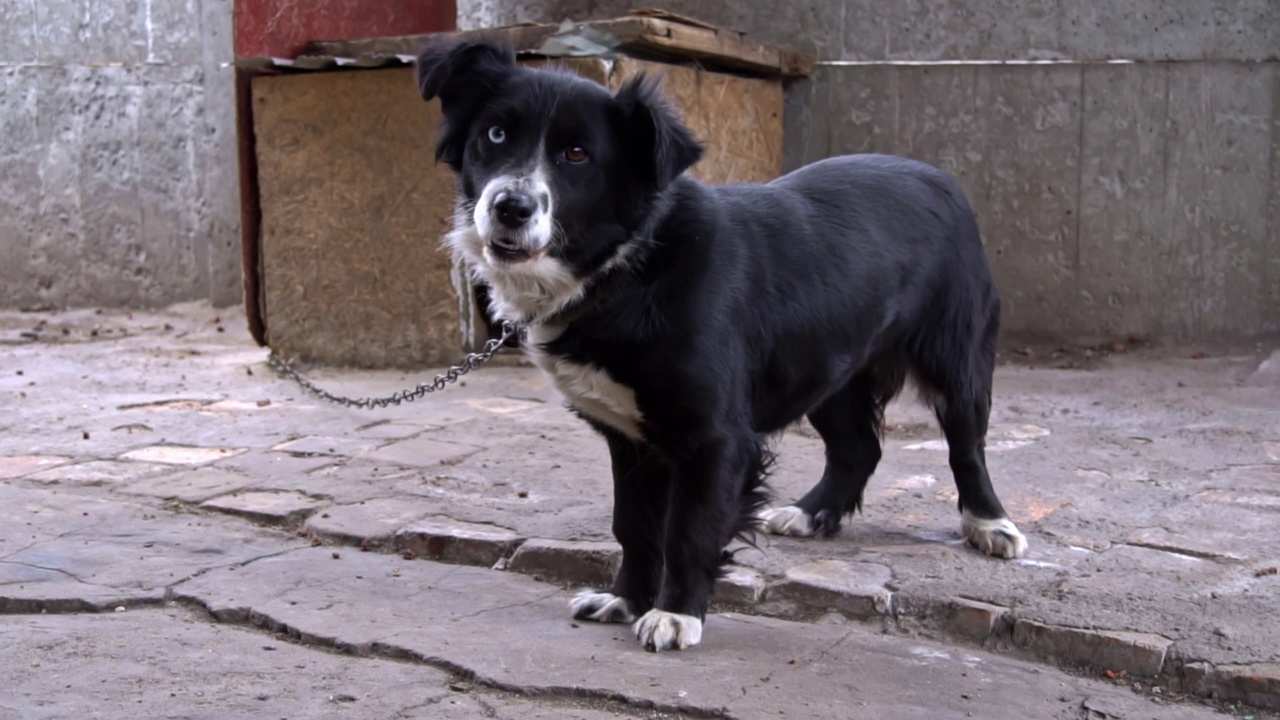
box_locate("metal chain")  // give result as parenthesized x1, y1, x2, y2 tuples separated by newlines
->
(267, 321, 522, 409)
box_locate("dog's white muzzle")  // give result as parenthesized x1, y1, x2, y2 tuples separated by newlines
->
(474, 172, 555, 262)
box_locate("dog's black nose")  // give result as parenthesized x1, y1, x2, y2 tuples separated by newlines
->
(494, 191, 537, 228)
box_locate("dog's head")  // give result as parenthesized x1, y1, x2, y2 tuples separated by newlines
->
(416, 36, 703, 322)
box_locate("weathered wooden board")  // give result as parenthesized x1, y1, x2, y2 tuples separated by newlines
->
(307, 10, 814, 79)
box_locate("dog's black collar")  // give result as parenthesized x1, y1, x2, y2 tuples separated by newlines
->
(541, 273, 618, 327)
(543, 299, 596, 327)
(537, 187, 675, 329)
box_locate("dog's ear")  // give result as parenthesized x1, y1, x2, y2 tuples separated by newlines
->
(615, 73, 703, 190)
(415, 36, 517, 167)
(415, 35, 516, 103)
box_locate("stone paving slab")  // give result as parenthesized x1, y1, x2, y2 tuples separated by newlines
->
(117, 466, 255, 503)
(715, 567, 768, 606)
(200, 490, 329, 526)
(240, 457, 422, 505)
(0, 484, 108, 557)
(0, 483, 301, 612)
(396, 517, 521, 566)
(216, 448, 340, 478)
(363, 435, 486, 468)
(507, 538, 621, 587)
(120, 444, 247, 465)
(1184, 663, 1280, 712)
(0, 608, 464, 720)
(172, 546, 1234, 720)
(272, 435, 386, 457)
(767, 559, 895, 619)
(1012, 620, 1174, 678)
(25, 459, 174, 487)
(0, 456, 70, 479)
(949, 598, 1010, 641)
(303, 496, 442, 547)
(351, 419, 435, 440)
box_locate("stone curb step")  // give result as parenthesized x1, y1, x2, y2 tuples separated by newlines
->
(173, 490, 1280, 713)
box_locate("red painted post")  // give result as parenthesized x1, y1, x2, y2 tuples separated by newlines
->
(234, 0, 457, 59)
(232, 0, 457, 343)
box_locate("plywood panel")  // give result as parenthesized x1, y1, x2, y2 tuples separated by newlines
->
(254, 68, 462, 368)
(609, 58, 783, 184)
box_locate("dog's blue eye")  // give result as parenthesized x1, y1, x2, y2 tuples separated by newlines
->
(487, 126, 506, 144)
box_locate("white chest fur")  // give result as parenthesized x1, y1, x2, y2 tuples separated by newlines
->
(526, 324, 645, 440)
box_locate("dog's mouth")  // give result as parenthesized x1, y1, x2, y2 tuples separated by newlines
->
(487, 237, 544, 264)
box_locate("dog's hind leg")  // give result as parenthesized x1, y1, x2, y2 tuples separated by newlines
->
(916, 310, 1028, 559)
(933, 391, 1027, 558)
(570, 430, 668, 624)
(759, 372, 891, 538)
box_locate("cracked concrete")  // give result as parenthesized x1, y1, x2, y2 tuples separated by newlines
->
(166, 545, 1239, 720)
(1, 303, 1278, 717)
(0, 606, 672, 720)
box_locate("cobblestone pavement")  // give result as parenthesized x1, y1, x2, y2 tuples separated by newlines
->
(2, 303, 1278, 718)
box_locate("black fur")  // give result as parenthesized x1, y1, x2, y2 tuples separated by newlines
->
(416, 38, 1022, 650)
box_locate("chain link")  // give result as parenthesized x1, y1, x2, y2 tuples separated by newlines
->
(267, 321, 522, 409)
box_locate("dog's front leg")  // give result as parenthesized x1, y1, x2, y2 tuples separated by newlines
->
(571, 430, 669, 625)
(633, 435, 746, 652)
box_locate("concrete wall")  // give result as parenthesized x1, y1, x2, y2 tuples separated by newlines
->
(459, 2, 1279, 63)
(460, 1, 1280, 340)
(788, 61, 1279, 339)
(0, 0, 241, 309)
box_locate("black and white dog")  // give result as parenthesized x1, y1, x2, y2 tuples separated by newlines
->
(415, 36, 1027, 652)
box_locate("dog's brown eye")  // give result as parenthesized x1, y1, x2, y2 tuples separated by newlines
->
(564, 146, 589, 163)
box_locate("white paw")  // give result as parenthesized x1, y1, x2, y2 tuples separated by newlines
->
(632, 609, 702, 652)
(569, 590, 635, 623)
(758, 506, 815, 537)
(961, 510, 1028, 559)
